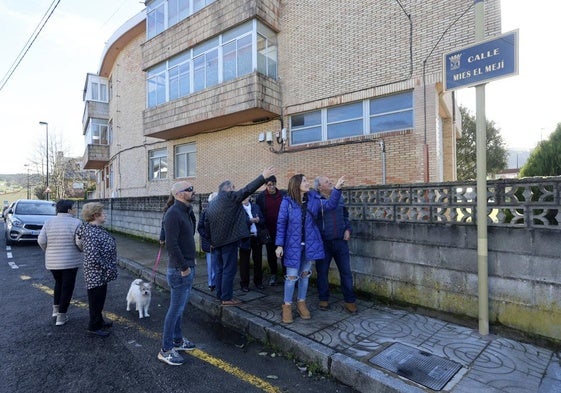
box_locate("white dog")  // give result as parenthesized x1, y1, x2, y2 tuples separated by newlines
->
(126, 279, 152, 319)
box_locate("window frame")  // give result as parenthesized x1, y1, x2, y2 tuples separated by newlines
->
(87, 118, 109, 145)
(174, 143, 196, 178)
(148, 148, 168, 180)
(147, 0, 215, 39)
(146, 19, 278, 108)
(289, 91, 414, 146)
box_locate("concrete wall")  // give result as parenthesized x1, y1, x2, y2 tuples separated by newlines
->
(351, 222, 561, 342)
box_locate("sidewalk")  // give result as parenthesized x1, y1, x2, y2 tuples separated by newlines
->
(113, 232, 560, 393)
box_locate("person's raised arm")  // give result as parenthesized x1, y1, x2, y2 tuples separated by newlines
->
(262, 166, 276, 180)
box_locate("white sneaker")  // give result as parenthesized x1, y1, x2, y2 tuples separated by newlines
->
(55, 313, 68, 326)
(158, 348, 184, 366)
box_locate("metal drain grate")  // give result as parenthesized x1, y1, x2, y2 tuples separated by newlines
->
(369, 342, 462, 391)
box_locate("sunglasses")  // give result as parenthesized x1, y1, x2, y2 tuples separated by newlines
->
(181, 186, 194, 193)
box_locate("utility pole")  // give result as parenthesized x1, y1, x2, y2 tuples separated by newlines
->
(39, 121, 49, 200)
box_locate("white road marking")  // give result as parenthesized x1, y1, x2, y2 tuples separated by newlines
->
(8, 261, 19, 269)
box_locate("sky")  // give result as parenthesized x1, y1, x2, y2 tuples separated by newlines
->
(0, 1, 559, 175)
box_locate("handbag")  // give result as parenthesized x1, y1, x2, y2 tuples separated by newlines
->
(258, 228, 272, 244)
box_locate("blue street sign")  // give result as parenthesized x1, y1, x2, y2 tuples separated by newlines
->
(443, 30, 518, 91)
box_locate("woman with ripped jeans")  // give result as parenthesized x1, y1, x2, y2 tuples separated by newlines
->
(275, 174, 345, 323)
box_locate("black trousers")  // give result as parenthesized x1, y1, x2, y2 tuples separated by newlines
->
(264, 241, 286, 276)
(239, 236, 263, 287)
(87, 284, 107, 331)
(50, 268, 78, 313)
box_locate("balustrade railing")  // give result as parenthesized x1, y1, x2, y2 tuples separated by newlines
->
(344, 176, 561, 229)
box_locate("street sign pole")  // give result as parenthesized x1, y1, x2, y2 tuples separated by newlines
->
(475, 0, 489, 336)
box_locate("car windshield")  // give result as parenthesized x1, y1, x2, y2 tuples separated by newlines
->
(15, 202, 56, 216)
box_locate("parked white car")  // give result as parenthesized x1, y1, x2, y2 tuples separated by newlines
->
(5, 199, 56, 245)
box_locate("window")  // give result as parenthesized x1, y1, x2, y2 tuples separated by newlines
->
(168, 0, 189, 27)
(146, 19, 278, 108)
(147, 64, 167, 107)
(174, 143, 196, 178)
(87, 119, 109, 145)
(291, 111, 322, 145)
(147, 0, 166, 40)
(257, 23, 278, 79)
(149, 148, 168, 180)
(327, 102, 363, 139)
(105, 165, 113, 189)
(169, 53, 190, 100)
(147, 0, 216, 39)
(221, 22, 252, 82)
(290, 91, 413, 145)
(369, 91, 413, 133)
(193, 40, 219, 92)
(89, 79, 108, 102)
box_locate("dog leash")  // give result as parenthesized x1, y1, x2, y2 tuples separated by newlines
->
(151, 244, 163, 282)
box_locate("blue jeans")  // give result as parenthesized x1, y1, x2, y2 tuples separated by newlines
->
(283, 260, 312, 304)
(316, 239, 356, 303)
(162, 267, 195, 351)
(213, 242, 239, 301)
(206, 252, 216, 287)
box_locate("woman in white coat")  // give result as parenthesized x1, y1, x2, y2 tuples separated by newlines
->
(38, 200, 82, 326)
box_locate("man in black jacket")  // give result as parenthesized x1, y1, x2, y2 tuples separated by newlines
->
(205, 167, 275, 306)
(158, 181, 197, 366)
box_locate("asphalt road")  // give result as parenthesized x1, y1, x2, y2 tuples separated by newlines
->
(0, 223, 356, 393)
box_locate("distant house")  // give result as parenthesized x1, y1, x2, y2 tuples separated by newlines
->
(82, 1, 501, 198)
(493, 168, 520, 180)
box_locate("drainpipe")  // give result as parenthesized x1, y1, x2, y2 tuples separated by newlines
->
(475, 0, 489, 336)
(380, 140, 386, 185)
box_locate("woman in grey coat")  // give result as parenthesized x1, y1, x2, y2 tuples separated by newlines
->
(38, 200, 82, 326)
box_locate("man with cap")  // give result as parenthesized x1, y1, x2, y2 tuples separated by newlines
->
(204, 167, 275, 306)
(158, 181, 197, 366)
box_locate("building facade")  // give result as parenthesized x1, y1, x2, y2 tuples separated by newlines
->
(82, 1, 501, 197)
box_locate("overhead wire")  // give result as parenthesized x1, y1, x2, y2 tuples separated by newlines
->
(0, 0, 61, 92)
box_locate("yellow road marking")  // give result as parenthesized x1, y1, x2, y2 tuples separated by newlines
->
(31, 282, 281, 393)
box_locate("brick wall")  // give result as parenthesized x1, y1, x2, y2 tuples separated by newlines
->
(92, 0, 501, 196)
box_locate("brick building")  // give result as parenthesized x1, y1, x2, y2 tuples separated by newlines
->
(82, 1, 501, 198)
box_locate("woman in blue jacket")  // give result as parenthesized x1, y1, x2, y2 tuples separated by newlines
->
(275, 174, 345, 323)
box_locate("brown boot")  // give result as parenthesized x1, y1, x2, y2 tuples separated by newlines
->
(296, 300, 311, 319)
(344, 302, 357, 314)
(282, 303, 293, 324)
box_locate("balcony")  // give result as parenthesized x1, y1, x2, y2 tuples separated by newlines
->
(82, 144, 110, 170)
(142, 0, 281, 70)
(143, 72, 281, 140)
(82, 100, 109, 131)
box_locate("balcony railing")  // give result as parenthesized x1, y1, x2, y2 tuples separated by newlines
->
(82, 144, 110, 170)
(344, 177, 561, 229)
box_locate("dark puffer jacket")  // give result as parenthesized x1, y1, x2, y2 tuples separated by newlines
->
(204, 175, 266, 248)
(197, 209, 211, 253)
(275, 188, 341, 269)
(317, 194, 351, 240)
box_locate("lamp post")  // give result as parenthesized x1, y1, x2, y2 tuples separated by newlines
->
(24, 164, 30, 199)
(39, 121, 49, 200)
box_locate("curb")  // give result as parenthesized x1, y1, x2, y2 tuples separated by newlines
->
(118, 256, 415, 393)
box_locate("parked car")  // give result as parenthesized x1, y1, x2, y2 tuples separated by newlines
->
(4, 199, 56, 245)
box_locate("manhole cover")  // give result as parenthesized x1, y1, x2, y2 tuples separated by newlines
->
(369, 342, 462, 391)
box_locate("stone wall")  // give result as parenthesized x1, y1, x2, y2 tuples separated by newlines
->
(79, 176, 561, 342)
